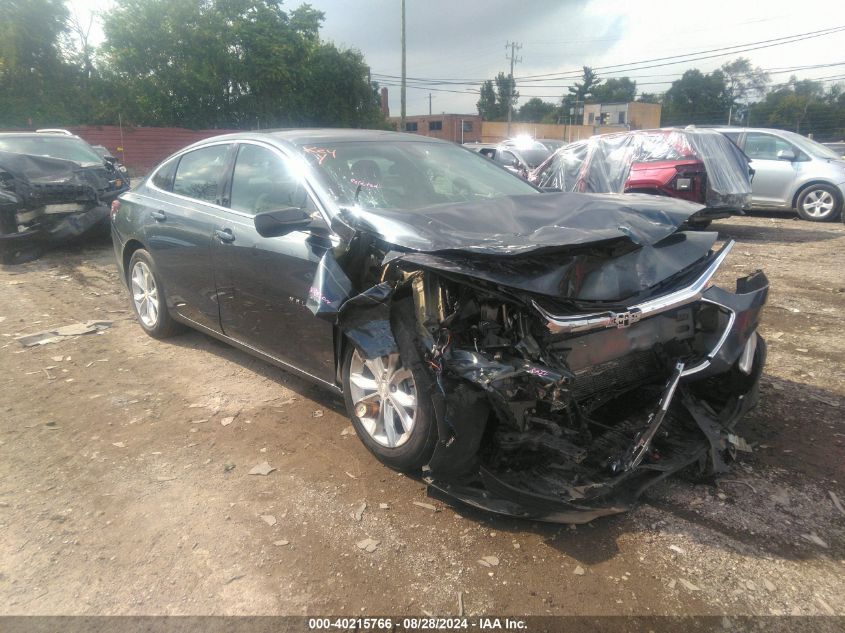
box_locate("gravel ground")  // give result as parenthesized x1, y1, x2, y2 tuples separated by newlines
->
(0, 214, 843, 625)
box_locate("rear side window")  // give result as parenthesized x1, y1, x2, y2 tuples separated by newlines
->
(229, 144, 307, 215)
(151, 157, 177, 191)
(172, 144, 231, 203)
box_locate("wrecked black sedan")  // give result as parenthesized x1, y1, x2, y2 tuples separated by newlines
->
(112, 130, 768, 523)
(0, 132, 129, 263)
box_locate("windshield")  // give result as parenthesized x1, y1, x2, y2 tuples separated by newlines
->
(299, 140, 538, 211)
(780, 131, 841, 160)
(0, 136, 104, 165)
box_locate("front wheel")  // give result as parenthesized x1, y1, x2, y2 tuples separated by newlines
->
(796, 185, 842, 222)
(342, 343, 437, 472)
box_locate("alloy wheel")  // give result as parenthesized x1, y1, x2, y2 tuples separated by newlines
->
(801, 189, 835, 219)
(131, 261, 159, 328)
(348, 350, 417, 448)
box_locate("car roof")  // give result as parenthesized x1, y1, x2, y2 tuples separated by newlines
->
(188, 128, 446, 149)
(0, 132, 86, 141)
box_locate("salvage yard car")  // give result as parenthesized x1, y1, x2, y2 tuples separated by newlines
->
(0, 132, 130, 263)
(715, 127, 845, 222)
(529, 127, 753, 229)
(112, 129, 768, 523)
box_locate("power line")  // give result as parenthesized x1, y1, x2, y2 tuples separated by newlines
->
(372, 24, 845, 87)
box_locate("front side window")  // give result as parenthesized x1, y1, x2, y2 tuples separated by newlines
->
(743, 133, 796, 161)
(229, 144, 307, 215)
(172, 144, 231, 203)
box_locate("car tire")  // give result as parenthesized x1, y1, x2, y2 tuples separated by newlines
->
(341, 304, 437, 472)
(795, 184, 842, 222)
(127, 249, 183, 339)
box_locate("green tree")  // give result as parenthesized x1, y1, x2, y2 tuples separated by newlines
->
(100, 0, 385, 128)
(495, 71, 518, 118)
(589, 77, 636, 103)
(517, 97, 556, 122)
(0, 0, 82, 126)
(661, 69, 731, 125)
(720, 57, 769, 123)
(477, 72, 519, 121)
(476, 80, 498, 119)
(568, 66, 601, 103)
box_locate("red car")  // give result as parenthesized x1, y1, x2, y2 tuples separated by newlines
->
(529, 128, 752, 228)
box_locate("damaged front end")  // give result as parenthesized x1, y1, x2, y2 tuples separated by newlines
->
(314, 193, 768, 523)
(0, 151, 126, 264)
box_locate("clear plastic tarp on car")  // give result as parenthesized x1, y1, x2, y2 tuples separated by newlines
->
(533, 128, 752, 211)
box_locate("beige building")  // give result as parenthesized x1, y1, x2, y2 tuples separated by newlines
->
(582, 102, 661, 130)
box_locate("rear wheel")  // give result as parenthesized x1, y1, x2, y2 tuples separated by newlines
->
(796, 184, 841, 222)
(127, 249, 182, 338)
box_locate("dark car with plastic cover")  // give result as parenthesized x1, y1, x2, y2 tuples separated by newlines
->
(529, 127, 753, 229)
(112, 129, 768, 523)
(0, 132, 129, 263)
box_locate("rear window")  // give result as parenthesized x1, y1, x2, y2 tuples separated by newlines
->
(151, 157, 178, 191)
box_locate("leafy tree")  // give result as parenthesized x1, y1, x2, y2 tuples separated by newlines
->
(98, 0, 384, 128)
(749, 77, 845, 138)
(517, 97, 556, 122)
(720, 57, 769, 123)
(0, 0, 81, 125)
(476, 72, 518, 121)
(661, 69, 731, 125)
(589, 77, 636, 103)
(476, 80, 498, 120)
(637, 93, 662, 104)
(495, 71, 519, 118)
(568, 66, 601, 103)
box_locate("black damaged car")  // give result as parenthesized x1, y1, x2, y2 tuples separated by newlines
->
(111, 130, 768, 523)
(0, 132, 130, 263)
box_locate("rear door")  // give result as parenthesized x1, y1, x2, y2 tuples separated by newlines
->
(144, 143, 234, 330)
(741, 132, 801, 208)
(210, 141, 336, 384)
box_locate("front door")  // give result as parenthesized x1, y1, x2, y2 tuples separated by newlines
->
(210, 142, 336, 384)
(742, 132, 801, 208)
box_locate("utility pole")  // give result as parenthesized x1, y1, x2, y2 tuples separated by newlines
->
(505, 41, 522, 137)
(400, 0, 406, 131)
(429, 93, 432, 115)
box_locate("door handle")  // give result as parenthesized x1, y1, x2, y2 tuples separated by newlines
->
(214, 228, 236, 243)
(150, 210, 166, 222)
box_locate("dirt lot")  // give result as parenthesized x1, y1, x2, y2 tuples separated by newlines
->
(0, 214, 843, 622)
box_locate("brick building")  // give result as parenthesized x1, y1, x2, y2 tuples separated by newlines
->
(389, 114, 483, 143)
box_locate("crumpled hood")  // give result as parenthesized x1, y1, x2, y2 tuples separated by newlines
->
(0, 150, 113, 208)
(333, 191, 706, 256)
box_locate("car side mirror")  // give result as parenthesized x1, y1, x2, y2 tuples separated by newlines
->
(776, 149, 796, 161)
(103, 155, 117, 165)
(254, 207, 312, 238)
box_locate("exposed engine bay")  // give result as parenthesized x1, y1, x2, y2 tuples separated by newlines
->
(309, 192, 768, 522)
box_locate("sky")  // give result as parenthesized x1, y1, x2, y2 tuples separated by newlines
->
(72, 0, 845, 116)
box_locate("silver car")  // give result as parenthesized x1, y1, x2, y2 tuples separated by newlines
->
(716, 127, 845, 222)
